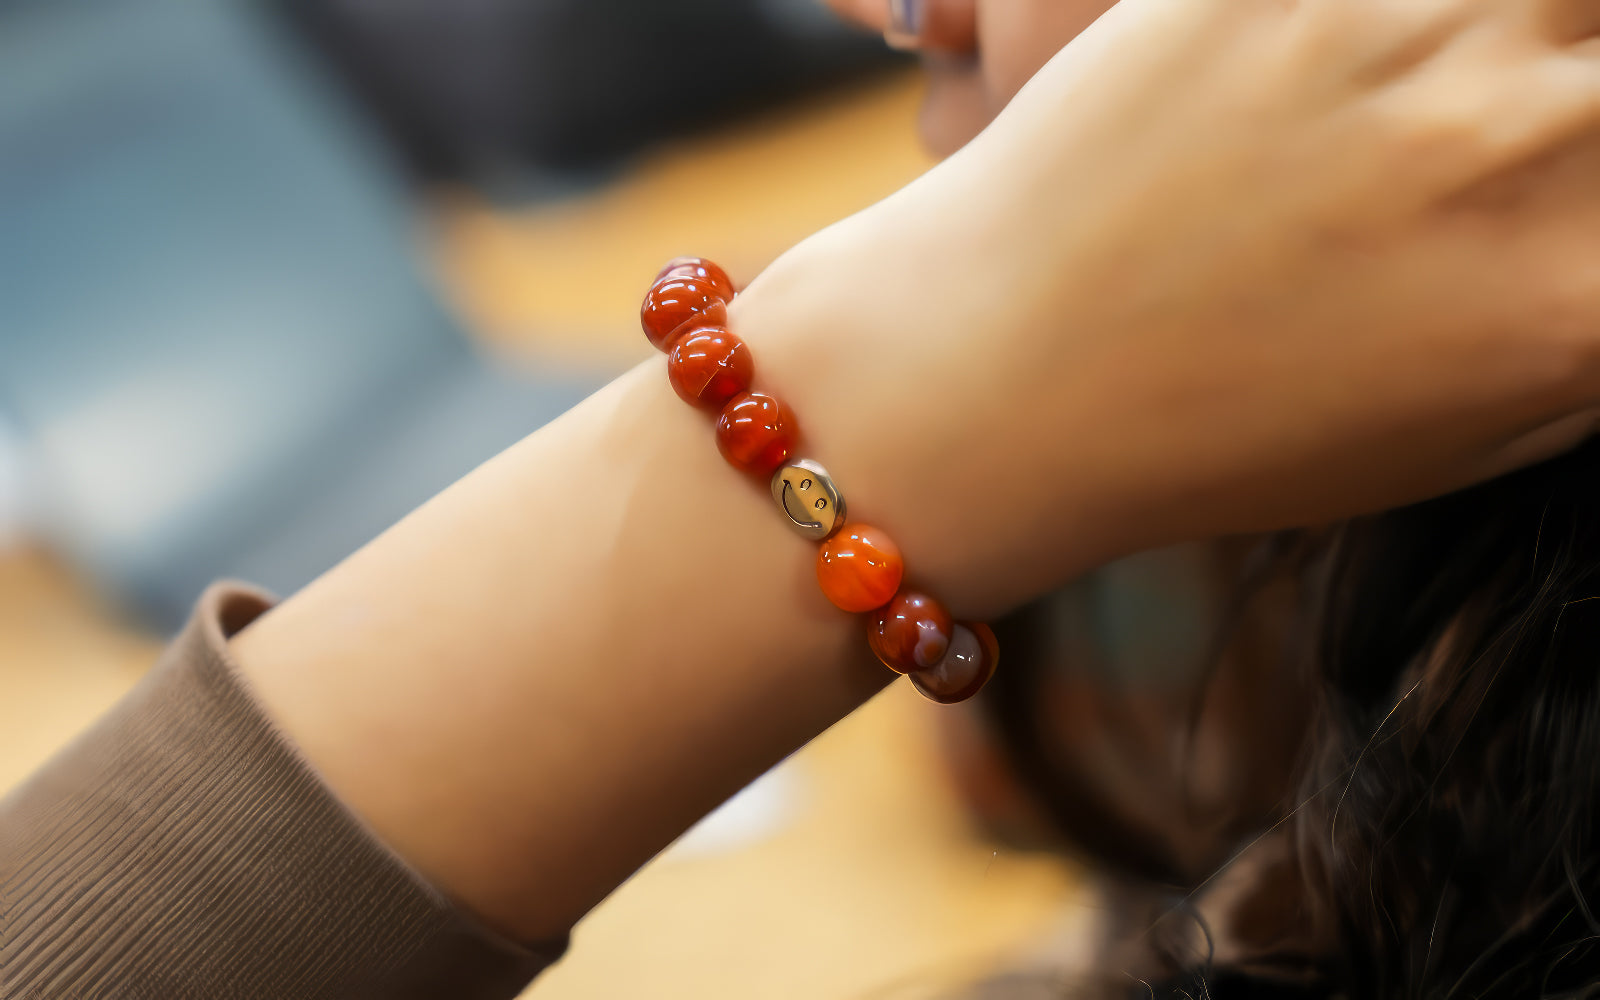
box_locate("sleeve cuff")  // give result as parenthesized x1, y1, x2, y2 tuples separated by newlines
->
(1, 581, 565, 1000)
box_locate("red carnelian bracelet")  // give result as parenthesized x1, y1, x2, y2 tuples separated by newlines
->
(641, 256, 999, 705)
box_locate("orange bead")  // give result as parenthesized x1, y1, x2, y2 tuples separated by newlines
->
(868, 590, 954, 674)
(716, 392, 799, 475)
(668, 326, 754, 410)
(909, 623, 999, 705)
(655, 257, 736, 301)
(641, 275, 727, 352)
(816, 525, 904, 614)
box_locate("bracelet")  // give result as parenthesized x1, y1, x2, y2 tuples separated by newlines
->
(641, 257, 999, 705)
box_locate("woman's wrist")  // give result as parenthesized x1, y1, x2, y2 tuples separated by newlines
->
(231, 356, 903, 942)
(728, 207, 1134, 618)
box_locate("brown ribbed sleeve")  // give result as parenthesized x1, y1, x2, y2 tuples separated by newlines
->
(0, 583, 564, 1000)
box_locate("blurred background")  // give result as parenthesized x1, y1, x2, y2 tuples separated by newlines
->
(0, 1, 1093, 997)
(0, 0, 920, 625)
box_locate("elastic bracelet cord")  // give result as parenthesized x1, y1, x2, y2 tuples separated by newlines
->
(642, 257, 999, 704)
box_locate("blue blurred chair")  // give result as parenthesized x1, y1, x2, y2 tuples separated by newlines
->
(0, 0, 599, 627)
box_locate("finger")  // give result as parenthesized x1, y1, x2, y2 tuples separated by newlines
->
(1379, 51, 1600, 194)
(884, 0, 920, 47)
(884, 0, 979, 53)
(1297, 0, 1482, 85)
(821, 0, 889, 32)
(1492, 53, 1600, 163)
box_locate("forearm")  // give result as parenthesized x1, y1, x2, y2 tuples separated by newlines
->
(230, 216, 1130, 942)
(232, 371, 862, 941)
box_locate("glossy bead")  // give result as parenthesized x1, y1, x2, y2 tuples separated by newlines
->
(909, 623, 999, 705)
(655, 256, 736, 301)
(869, 590, 953, 674)
(716, 392, 799, 475)
(816, 525, 904, 614)
(641, 275, 727, 351)
(668, 326, 754, 409)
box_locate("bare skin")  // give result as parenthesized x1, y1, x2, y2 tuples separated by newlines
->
(233, 0, 1600, 944)
(829, 0, 1109, 153)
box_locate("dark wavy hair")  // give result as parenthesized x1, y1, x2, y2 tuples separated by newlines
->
(980, 436, 1600, 999)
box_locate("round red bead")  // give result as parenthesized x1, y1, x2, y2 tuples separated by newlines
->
(909, 622, 999, 705)
(868, 591, 954, 674)
(641, 275, 727, 352)
(816, 525, 904, 614)
(655, 257, 736, 301)
(668, 326, 754, 410)
(716, 392, 799, 475)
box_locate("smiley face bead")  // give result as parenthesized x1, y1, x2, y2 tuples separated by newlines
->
(643, 255, 998, 701)
(769, 460, 846, 542)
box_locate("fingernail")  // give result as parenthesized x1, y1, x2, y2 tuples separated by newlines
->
(885, 0, 922, 49)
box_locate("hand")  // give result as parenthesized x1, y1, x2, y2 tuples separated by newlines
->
(825, 0, 977, 51)
(749, 0, 1600, 615)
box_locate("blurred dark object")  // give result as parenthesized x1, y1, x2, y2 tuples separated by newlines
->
(960, 540, 1314, 883)
(270, 0, 909, 185)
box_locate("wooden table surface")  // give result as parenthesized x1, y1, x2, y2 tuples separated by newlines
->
(0, 72, 1084, 1000)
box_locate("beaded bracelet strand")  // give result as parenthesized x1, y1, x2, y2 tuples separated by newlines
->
(642, 257, 999, 705)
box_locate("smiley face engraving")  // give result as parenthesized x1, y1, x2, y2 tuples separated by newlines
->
(769, 459, 846, 542)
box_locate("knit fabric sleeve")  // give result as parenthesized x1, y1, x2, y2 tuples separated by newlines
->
(1, 583, 564, 1000)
